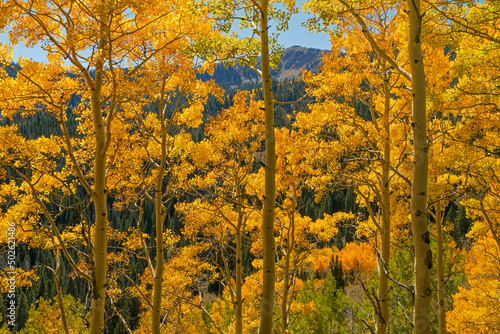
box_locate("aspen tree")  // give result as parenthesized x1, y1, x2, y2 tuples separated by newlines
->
(303, 0, 434, 331)
(299, 3, 413, 331)
(406, 0, 432, 331)
(439, 0, 500, 251)
(434, 200, 446, 334)
(258, 3, 277, 329)
(444, 22, 500, 324)
(274, 128, 344, 333)
(113, 52, 220, 333)
(0, 0, 216, 331)
(205, 1, 296, 331)
(177, 92, 265, 334)
(179, 106, 345, 333)
(378, 60, 391, 334)
(427, 121, 465, 334)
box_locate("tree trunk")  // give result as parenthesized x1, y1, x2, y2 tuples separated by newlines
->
(281, 210, 294, 333)
(90, 25, 108, 331)
(235, 207, 243, 334)
(435, 201, 446, 334)
(54, 250, 70, 334)
(258, 0, 277, 332)
(90, 101, 108, 334)
(376, 61, 391, 334)
(407, 1, 431, 333)
(235, 174, 244, 334)
(152, 75, 169, 334)
(152, 184, 166, 334)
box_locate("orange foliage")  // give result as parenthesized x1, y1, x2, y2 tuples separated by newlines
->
(303, 248, 335, 275)
(337, 242, 377, 277)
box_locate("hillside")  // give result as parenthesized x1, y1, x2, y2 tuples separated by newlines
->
(200, 45, 327, 88)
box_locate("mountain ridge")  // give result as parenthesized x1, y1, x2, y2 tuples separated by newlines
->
(200, 45, 328, 88)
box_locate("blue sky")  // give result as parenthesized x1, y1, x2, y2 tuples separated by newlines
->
(250, 6, 331, 50)
(0, 2, 331, 62)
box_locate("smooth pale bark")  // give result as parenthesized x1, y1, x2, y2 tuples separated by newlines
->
(376, 61, 391, 334)
(435, 201, 446, 334)
(281, 209, 294, 333)
(90, 107, 108, 332)
(90, 17, 108, 331)
(152, 75, 169, 334)
(258, 0, 277, 332)
(90, 96, 108, 334)
(407, 0, 431, 333)
(235, 204, 243, 334)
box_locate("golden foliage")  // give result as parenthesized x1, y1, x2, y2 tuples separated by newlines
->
(447, 222, 500, 333)
(338, 242, 377, 277)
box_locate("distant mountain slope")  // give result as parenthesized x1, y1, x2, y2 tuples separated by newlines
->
(200, 45, 327, 88)
(276, 46, 325, 80)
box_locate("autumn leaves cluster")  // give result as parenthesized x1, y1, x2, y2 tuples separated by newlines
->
(1, 0, 500, 333)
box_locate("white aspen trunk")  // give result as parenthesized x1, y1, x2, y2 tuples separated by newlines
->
(152, 75, 169, 334)
(235, 207, 243, 334)
(258, 0, 277, 332)
(377, 61, 391, 334)
(90, 17, 108, 330)
(281, 210, 294, 333)
(407, 1, 432, 333)
(90, 88, 108, 334)
(435, 201, 446, 334)
(234, 173, 244, 334)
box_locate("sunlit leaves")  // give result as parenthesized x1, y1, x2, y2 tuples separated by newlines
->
(309, 213, 349, 242)
(20, 295, 87, 334)
(338, 242, 377, 278)
(131, 244, 214, 333)
(0, 268, 37, 293)
(447, 221, 500, 333)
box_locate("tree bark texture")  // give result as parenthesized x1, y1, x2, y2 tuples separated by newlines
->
(152, 76, 169, 334)
(435, 201, 446, 334)
(258, 0, 277, 332)
(90, 77, 108, 334)
(407, 1, 432, 333)
(376, 60, 392, 334)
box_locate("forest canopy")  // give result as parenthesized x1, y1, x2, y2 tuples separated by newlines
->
(1, 0, 499, 333)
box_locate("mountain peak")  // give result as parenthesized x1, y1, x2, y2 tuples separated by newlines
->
(200, 46, 327, 88)
(278, 46, 326, 80)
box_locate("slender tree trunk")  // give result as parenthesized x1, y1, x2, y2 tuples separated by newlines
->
(235, 207, 243, 334)
(281, 248, 290, 334)
(54, 250, 70, 334)
(258, 0, 276, 332)
(90, 105, 108, 334)
(377, 61, 391, 334)
(90, 24, 108, 331)
(152, 75, 169, 334)
(435, 200, 446, 334)
(234, 227, 243, 334)
(407, 1, 431, 333)
(281, 210, 294, 333)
